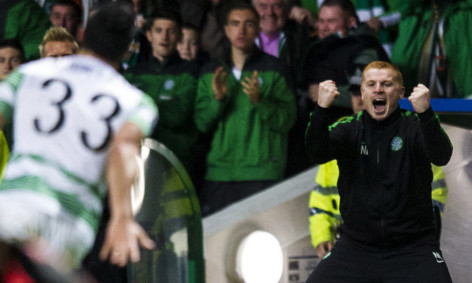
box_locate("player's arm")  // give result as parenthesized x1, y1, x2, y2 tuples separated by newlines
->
(99, 122, 155, 267)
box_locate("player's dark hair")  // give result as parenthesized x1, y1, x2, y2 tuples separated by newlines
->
(82, 1, 135, 62)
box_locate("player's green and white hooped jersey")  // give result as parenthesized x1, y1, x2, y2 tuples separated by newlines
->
(0, 55, 158, 232)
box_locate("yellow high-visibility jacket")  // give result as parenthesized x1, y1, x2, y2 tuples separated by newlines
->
(0, 131, 9, 180)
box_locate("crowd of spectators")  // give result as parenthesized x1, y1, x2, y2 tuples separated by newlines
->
(2, 0, 471, 212)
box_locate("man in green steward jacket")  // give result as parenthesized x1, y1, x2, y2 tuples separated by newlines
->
(194, 2, 296, 216)
(125, 8, 201, 186)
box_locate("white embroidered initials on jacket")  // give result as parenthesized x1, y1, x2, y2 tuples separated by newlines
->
(433, 252, 445, 263)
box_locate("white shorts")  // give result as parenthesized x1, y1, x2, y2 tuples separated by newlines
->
(0, 190, 96, 271)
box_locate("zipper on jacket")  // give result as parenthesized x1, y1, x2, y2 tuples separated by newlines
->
(377, 147, 385, 239)
(376, 148, 380, 165)
(380, 219, 385, 239)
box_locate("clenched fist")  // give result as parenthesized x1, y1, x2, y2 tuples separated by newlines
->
(408, 84, 430, 113)
(317, 80, 340, 108)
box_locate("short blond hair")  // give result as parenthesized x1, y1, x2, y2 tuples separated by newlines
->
(362, 61, 403, 87)
(39, 27, 79, 57)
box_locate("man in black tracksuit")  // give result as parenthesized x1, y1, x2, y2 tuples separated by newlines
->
(305, 61, 453, 282)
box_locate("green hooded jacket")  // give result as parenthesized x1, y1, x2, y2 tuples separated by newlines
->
(195, 48, 296, 182)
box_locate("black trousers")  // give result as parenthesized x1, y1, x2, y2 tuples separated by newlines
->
(306, 234, 452, 283)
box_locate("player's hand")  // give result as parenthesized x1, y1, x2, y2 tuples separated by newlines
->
(316, 241, 333, 259)
(408, 84, 430, 113)
(212, 66, 228, 101)
(317, 80, 340, 108)
(241, 70, 260, 104)
(99, 217, 155, 267)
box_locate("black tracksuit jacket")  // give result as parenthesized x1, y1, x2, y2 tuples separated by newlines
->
(306, 105, 453, 246)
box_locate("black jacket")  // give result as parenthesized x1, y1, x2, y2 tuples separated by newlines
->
(305, 105, 453, 246)
(301, 23, 389, 88)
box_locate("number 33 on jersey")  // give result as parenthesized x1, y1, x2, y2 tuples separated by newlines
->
(0, 56, 158, 184)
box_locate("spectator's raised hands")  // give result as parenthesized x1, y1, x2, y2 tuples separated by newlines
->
(408, 84, 430, 113)
(242, 70, 261, 104)
(212, 66, 228, 101)
(317, 80, 340, 108)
